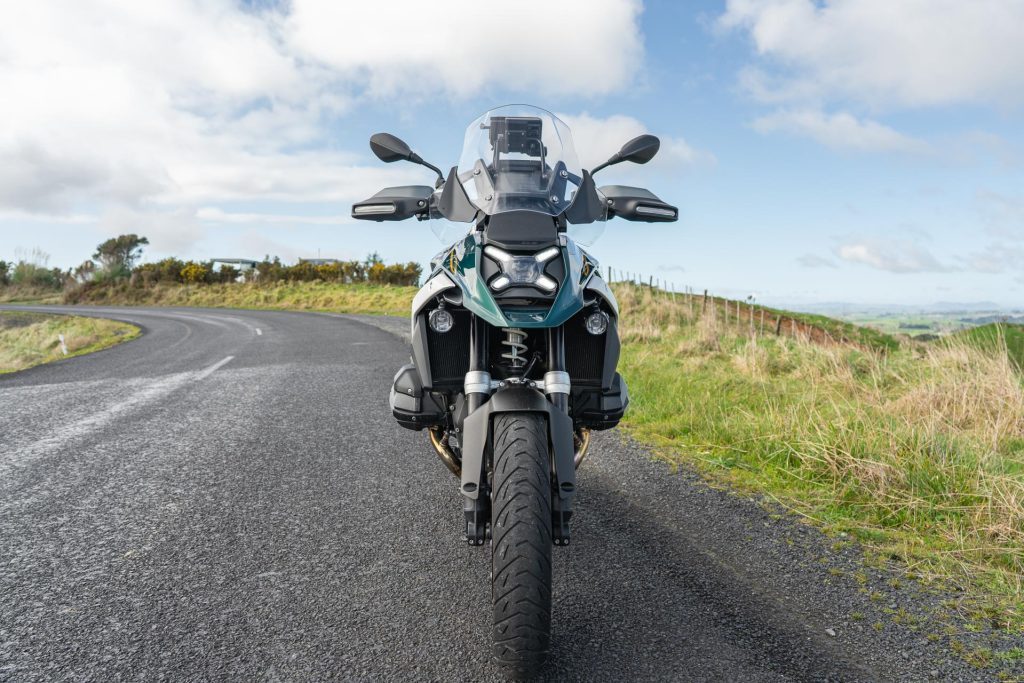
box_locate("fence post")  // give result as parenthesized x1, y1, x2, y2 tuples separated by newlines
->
(702, 289, 708, 314)
(760, 309, 765, 335)
(775, 316, 782, 335)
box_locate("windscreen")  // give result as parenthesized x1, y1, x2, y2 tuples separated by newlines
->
(458, 105, 583, 217)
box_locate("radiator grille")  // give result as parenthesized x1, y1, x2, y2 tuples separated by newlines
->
(565, 324, 604, 385)
(427, 309, 471, 384)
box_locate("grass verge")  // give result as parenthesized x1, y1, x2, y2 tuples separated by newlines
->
(0, 311, 139, 374)
(614, 283, 1024, 631)
(65, 281, 416, 317)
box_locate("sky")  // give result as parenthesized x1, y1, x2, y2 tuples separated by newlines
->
(2, 0, 1023, 307)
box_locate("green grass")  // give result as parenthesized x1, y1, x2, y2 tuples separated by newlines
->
(0, 286, 62, 305)
(0, 311, 139, 374)
(612, 283, 1024, 630)
(953, 323, 1024, 369)
(785, 310, 900, 352)
(66, 280, 417, 317)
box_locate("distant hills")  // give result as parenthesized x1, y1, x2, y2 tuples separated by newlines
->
(788, 301, 1021, 316)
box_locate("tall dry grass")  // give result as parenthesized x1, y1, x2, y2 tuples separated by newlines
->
(611, 282, 1024, 619)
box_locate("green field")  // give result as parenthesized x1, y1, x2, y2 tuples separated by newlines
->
(954, 323, 1024, 368)
(0, 311, 139, 374)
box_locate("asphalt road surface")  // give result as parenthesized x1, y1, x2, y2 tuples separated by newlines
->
(0, 306, 987, 681)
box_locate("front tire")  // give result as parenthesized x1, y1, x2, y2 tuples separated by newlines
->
(491, 412, 553, 679)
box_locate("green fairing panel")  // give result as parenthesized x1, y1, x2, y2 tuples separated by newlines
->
(427, 233, 604, 329)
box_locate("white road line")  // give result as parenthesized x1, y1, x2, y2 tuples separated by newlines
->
(196, 355, 234, 381)
(0, 372, 194, 476)
(255, 328, 262, 336)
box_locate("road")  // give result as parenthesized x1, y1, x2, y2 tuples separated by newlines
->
(0, 306, 980, 681)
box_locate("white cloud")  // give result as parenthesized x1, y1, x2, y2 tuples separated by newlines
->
(557, 112, 712, 178)
(719, 0, 1024, 109)
(0, 0, 645, 248)
(753, 109, 928, 154)
(97, 207, 204, 257)
(835, 239, 954, 273)
(285, 0, 644, 99)
(960, 244, 1024, 275)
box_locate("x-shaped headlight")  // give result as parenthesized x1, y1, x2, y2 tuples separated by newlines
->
(485, 246, 560, 293)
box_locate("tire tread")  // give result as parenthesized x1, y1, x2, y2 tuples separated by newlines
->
(490, 412, 552, 679)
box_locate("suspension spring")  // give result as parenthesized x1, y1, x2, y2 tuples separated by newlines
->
(500, 328, 528, 368)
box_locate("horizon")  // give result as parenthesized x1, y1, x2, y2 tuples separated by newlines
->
(2, 1, 1023, 307)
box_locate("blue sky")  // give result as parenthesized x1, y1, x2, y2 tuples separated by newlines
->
(2, 0, 1023, 307)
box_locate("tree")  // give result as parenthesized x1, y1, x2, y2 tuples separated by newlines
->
(72, 260, 96, 284)
(94, 234, 149, 275)
(0, 260, 9, 286)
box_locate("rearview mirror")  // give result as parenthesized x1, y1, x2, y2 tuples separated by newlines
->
(591, 134, 661, 176)
(369, 133, 445, 182)
(370, 133, 413, 163)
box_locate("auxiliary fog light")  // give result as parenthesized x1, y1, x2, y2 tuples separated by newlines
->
(429, 308, 454, 333)
(585, 310, 609, 336)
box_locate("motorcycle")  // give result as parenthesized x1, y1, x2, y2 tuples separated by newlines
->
(352, 105, 677, 678)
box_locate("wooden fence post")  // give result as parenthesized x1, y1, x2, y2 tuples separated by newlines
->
(775, 316, 782, 335)
(702, 289, 708, 314)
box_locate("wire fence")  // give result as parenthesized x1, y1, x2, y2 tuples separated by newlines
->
(604, 266, 853, 347)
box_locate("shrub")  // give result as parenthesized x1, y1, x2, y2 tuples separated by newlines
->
(180, 262, 208, 284)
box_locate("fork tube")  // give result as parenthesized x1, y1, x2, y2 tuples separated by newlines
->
(467, 314, 488, 412)
(547, 326, 568, 413)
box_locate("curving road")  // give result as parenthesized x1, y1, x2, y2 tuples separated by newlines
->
(0, 306, 979, 681)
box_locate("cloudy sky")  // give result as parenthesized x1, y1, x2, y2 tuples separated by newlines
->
(2, 0, 1023, 306)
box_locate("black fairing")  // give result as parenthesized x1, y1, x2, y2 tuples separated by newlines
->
(483, 210, 559, 249)
(571, 372, 629, 430)
(390, 363, 446, 430)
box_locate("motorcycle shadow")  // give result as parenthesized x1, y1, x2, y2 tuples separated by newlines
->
(535, 466, 873, 683)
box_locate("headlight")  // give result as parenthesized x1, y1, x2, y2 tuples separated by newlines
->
(428, 308, 454, 333)
(585, 310, 609, 335)
(486, 246, 559, 292)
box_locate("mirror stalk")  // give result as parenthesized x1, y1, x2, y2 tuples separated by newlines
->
(409, 153, 445, 184)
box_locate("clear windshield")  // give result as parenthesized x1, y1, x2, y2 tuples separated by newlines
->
(458, 105, 583, 218)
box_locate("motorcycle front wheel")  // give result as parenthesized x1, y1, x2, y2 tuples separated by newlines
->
(490, 412, 553, 679)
